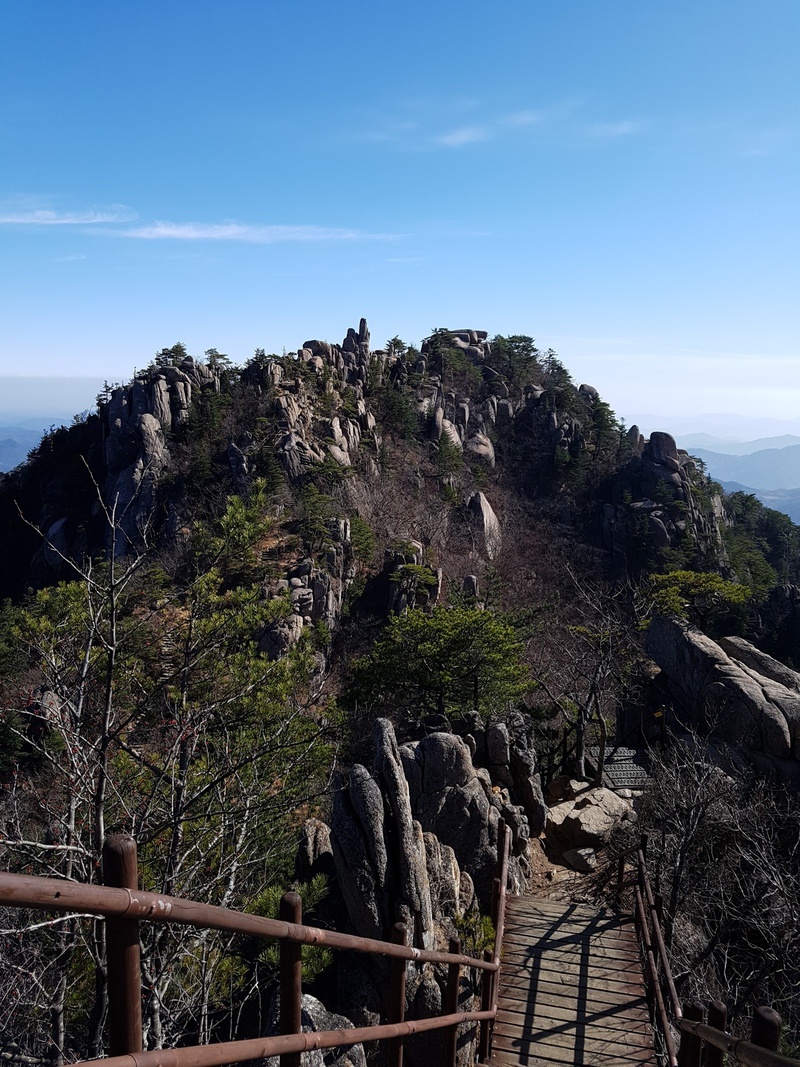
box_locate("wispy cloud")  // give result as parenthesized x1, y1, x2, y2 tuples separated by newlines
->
(0, 206, 137, 225)
(502, 110, 541, 128)
(435, 126, 489, 148)
(361, 96, 585, 152)
(118, 221, 392, 243)
(586, 120, 645, 138)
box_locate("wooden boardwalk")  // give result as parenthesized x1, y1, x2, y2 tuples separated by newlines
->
(489, 897, 657, 1067)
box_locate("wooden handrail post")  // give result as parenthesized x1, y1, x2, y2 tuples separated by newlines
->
(444, 936, 461, 1067)
(388, 922, 408, 1067)
(103, 834, 142, 1056)
(678, 1001, 704, 1067)
(704, 1002, 727, 1067)
(478, 948, 493, 1064)
(751, 1006, 782, 1052)
(279, 891, 303, 1067)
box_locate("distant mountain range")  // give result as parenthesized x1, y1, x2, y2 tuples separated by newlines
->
(687, 445, 800, 491)
(677, 433, 800, 456)
(0, 423, 53, 472)
(669, 430, 800, 522)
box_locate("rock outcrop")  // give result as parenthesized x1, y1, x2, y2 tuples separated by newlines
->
(330, 718, 534, 953)
(259, 993, 366, 1067)
(647, 616, 800, 765)
(545, 785, 636, 852)
(602, 431, 729, 575)
(467, 491, 502, 560)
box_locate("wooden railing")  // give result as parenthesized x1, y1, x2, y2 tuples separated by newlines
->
(618, 835, 799, 1067)
(0, 824, 512, 1067)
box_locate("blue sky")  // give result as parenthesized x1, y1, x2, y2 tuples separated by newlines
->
(1, 0, 798, 425)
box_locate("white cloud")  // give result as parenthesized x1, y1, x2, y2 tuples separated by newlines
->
(435, 126, 489, 148)
(118, 221, 391, 243)
(0, 206, 137, 225)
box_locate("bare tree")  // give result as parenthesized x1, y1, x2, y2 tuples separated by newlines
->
(0, 483, 335, 1060)
(635, 739, 800, 1045)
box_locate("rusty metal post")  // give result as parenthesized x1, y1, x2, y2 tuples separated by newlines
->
(103, 834, 142, 1056)
(279, 892, 303, 1067)
(654, 892, 664, 926)
(704, 1002, 727, 1067)
(617, 852, 627, 896)
(678, 1001, 704, 1067)
(491, 877, 501, 928)
(444, 936, 461, 1067)
(388, 922, 408, 1067)
(478, 949, 494, 1063)
(751, 1005, 781, 1052)
(494, 818, 507, 874)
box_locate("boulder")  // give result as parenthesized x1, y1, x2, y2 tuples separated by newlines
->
(717, 636, 800, 693)
(464, 432, 496, 468)
(467, 491, 502, 560)
(440, 419, 463, 451)
(330, 767, 387, 942)
(563, 847, 597, 873)
(647, 616, 798, 759)
(546, 787, 635, 852)
(373, 720, 435, 948)
(295, 818, 335, 883)
(259, 993, 366, 1067)
(399, 730, 503, 908)
(647, 431, 680, 468)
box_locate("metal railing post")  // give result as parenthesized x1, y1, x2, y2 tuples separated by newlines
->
(444, 936, 461, 1067)
(751, 1006, 781, 1053)
(279, 891, 303, 1067)
(704, 1002, 727, 1067)
(678, 1001, 704, 1067)
(388, 922, 408, 1067)
(478, 948, 493, 1063)
(103, 834, 142, 1056)
(617, 852, 627, 896)
(491, 877, 501, 928)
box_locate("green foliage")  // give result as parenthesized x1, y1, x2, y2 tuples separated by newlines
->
(375, 385, 419, 440)
(647, 570, 749, 630)
(453, 910, 495, 957)
(488, 334, 539, 385)
(436, 431, 463, 478)
(425, 329, 483, 394)
(246, 875, 333, 988)
(348, 515, 376, 567)
(541, 349, 574, 390)
(350, 606, 533, 720)
(188, 482, 275, 583)
(153, 342, 188, 369)
(723, 492, 799, 595)
(297, 484, 335, 552)
(0, 484, 337, 1053)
